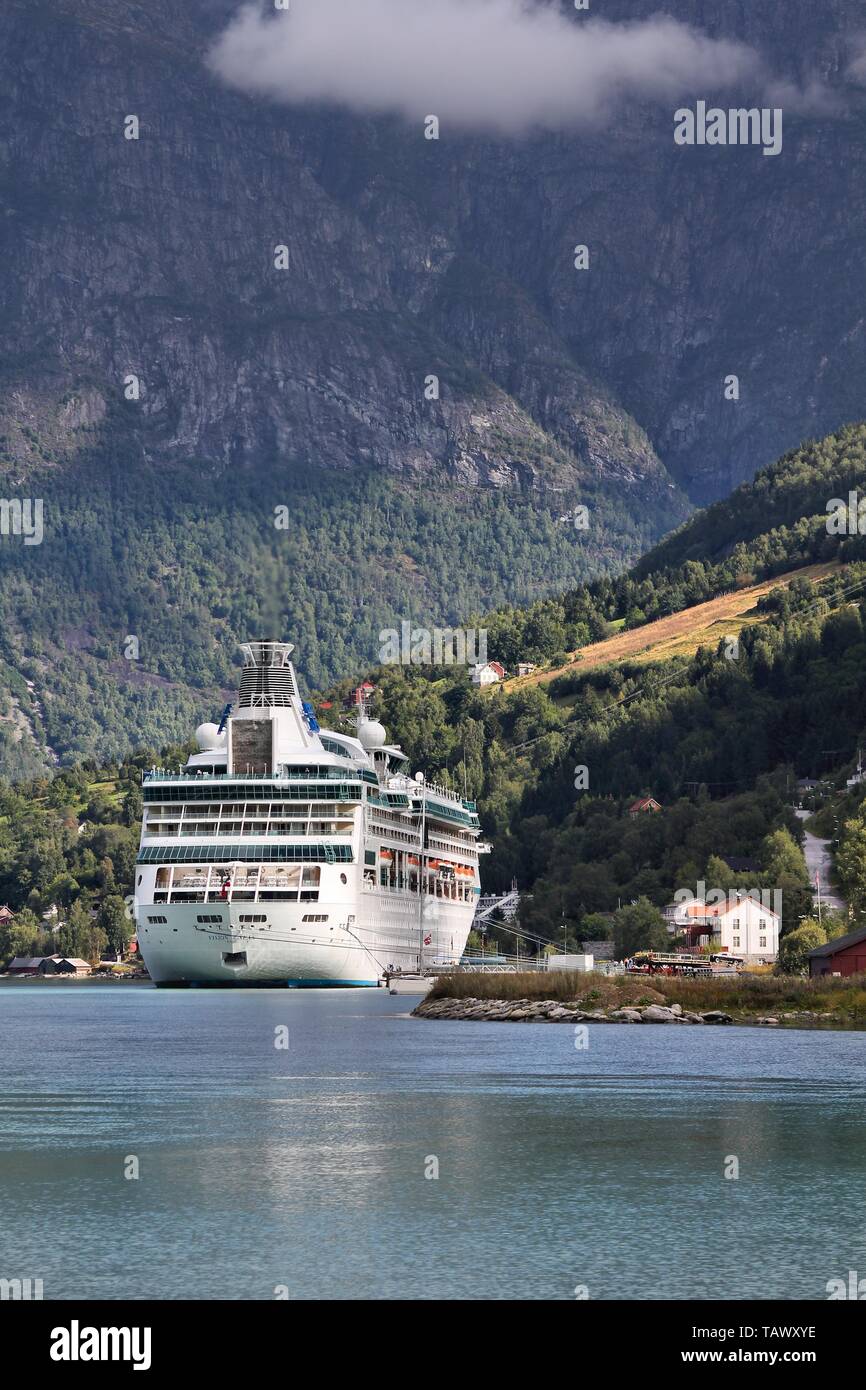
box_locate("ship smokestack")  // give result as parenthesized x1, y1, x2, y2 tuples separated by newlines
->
(237, 641, 298, 710)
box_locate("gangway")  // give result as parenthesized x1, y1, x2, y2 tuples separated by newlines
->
(447, 952, 546, 974)
(473, 882, 520, 926)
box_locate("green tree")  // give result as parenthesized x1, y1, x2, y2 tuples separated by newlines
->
(761, 828, 810, 885)
(58, 900, 93, 960)
(777, 920, 826, 975)
(836, 819, 866, 916)
(579, 912, 612, 941)
(97, 895, 131, 955)
(612, 897, 668, 958)
(0, 908, 43, 964)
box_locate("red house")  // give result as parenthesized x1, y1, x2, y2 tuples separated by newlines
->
(808, 926, 866, 978)
(627, 796, 662, 818)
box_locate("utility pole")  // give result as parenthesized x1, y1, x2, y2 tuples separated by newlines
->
(417, 774, 427, 973)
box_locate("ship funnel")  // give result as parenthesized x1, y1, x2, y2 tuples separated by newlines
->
(237, 641, 298, 709)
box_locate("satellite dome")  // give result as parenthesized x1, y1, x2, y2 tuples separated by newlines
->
(195, 722, 225, 751)
(357, 718, 387, 750)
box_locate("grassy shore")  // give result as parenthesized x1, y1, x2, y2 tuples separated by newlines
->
(427, 971, 866, 1026)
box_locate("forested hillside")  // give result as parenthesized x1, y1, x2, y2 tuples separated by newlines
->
(0, 441, 669, 778)
(5, 423, 866, 962)
(4, 556, 865, 964)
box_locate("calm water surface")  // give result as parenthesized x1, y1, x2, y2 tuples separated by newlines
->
(1, 983, 864, 1300)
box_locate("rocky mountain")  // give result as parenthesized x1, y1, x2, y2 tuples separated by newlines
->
(1, 0, 864, 501)
(0, 0, 681, 508)
(0, 0, 865, 774)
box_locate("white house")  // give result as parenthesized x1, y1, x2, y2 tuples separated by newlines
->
(719, 897, 779, 962)
(666, 895, 779, 963)
(471, 661, 506, 687)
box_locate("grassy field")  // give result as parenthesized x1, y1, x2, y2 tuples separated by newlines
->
(503, 561, 842, 691)
(428, 969, 866, 1024)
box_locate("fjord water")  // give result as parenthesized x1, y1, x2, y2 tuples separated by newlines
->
(1, 985, 864, 1301)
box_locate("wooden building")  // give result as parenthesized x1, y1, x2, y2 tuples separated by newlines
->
(808, 927, 866, 978)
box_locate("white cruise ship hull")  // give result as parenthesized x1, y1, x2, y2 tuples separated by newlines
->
(137, 894, 475, 988)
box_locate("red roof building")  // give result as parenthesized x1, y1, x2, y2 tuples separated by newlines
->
(809, 927, 866, 978)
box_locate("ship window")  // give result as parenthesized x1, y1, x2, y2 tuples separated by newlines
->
(302, 914, 329, 923)
(147, 915, 167, 924)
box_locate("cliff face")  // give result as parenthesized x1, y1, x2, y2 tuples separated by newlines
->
(0, 0, 678, 518)
(2, 0, 862, 509)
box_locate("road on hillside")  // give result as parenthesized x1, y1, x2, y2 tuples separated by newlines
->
(795, 808, 847, 915)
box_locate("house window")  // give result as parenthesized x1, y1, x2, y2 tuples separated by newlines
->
(759, 918, 766, 930)
(732, 918, 740, 929)
(733, 936, 740, 948)
(759, 935, 767, 948)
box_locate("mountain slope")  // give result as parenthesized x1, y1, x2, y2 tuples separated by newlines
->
(3, 2, 866, 774)
(1, 0, 865, 503)
(635, 424, 866, 575)
(0, 0, 684, 513)
(504, 560, 842, 690)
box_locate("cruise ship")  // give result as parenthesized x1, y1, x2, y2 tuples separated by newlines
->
(135, 641, 485, 986)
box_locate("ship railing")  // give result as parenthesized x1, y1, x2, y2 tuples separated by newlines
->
(386, 774, 469, 808)
(143, 771, 275, 781)
(142, 767, 366, 784)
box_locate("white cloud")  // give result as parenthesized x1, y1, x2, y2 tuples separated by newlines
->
(207, 0, 767, 135)
(846, 35, 866, 86)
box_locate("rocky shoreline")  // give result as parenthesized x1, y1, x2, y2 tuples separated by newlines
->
(414, 997, 734, 1025)
(413, 997, 847, 1026)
